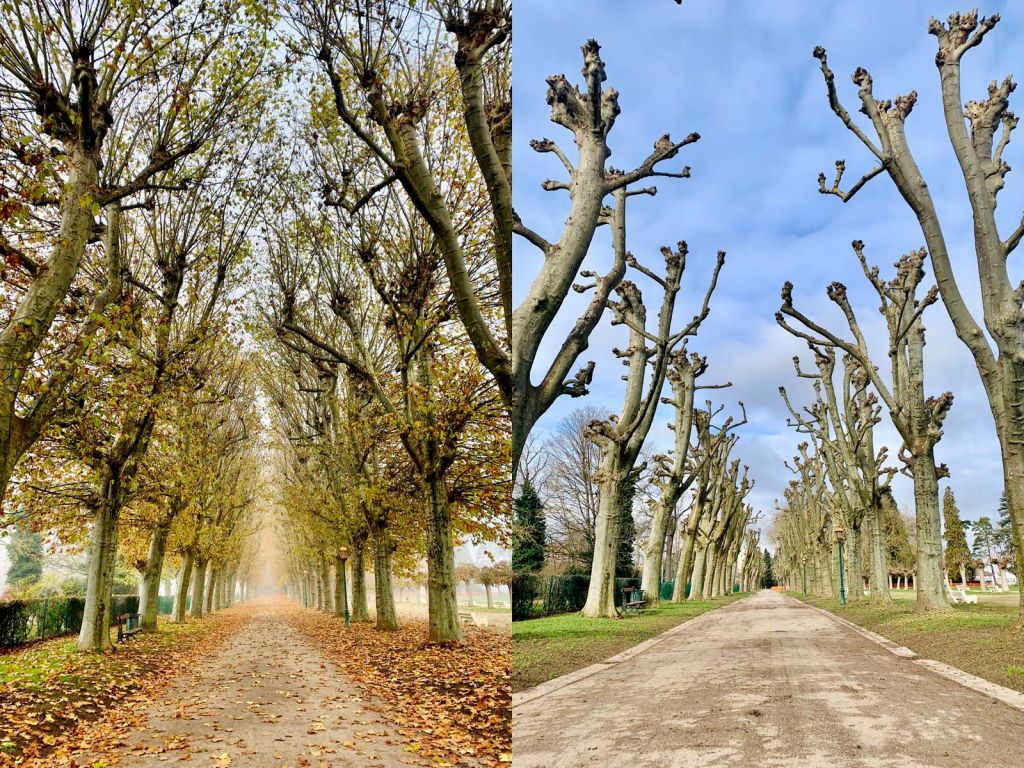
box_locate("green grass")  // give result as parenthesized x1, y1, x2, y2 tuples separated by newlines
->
(512, 594, 746, 692)
(794, 593, 1024, 693)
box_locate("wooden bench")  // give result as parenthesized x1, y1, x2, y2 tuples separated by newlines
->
(116, 612, 142, 642)
(620, 588, 646, 615)
(458, 611, 476, 626)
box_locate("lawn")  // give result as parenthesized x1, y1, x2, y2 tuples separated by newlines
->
(795, 594, 1024, 693)
(513, 594, 747, 692)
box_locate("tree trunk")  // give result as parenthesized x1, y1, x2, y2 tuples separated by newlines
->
(464, 579, 474, 607)
(689, 544, 708, 600)
(672, 527, 698, 602)
(373, 526, 399, 631)
(77, 496, 120, 651)
(173, 552, 193, 623)
(866, 501, 891, 604)
(350, 537, 370, 622)
(907, 453, 950, 610)
(139, 525, 170, 631)
(425, 476, 461, 643)
(484, 582, 493, 608)
(205, 569, 217, 614)
(581, 463, 626, 618)
(334, 556, 346, 618)
(190, 560, 207, 618)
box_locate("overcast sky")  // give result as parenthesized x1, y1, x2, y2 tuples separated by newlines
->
(513, 0, 1024, 535)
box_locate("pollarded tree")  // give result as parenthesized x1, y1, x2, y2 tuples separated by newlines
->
(512, 478, 545, 573)
(778, 243, 953, 610)
(943, 487, 971, 587)
(812, 10, 1024, 619)
(780, 349, 895, 603)
(581, 243, 726, 618)
(512, 41, 701, 476)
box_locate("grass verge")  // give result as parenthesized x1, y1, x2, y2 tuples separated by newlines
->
(512, 594, 747, 692)
(793, 593, 1024, 693)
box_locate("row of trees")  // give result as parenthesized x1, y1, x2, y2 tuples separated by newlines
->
(512, 43, 766, 616)
(1, 0, 512, 649)
(0, 0, 277, 649)
(771, 10, 1022, 617)
(772, 10, 1023, 614)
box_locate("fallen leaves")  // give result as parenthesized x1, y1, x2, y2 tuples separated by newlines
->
(0, 608, 251, 767)
(286, 609, 511, 768)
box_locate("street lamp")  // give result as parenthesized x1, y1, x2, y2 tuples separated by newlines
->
(338, 546, 351, 627)
(834, 526, 847, 605)
(801, 555, 808, 597)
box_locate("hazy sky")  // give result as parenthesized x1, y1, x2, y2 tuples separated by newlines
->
(513, 0, 1024, 532)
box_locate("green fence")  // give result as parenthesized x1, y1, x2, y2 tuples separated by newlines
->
(512, 575, 645, 621)
(0, 595, 141, 648)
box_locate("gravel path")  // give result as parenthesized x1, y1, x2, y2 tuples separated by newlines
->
(512, 589, 1024, 767)
(88, 600, 426, 767)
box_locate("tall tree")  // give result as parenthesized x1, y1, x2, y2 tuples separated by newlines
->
(760, 550, 776, 589)
(512, 478, 545, 573)
(813, 10, 1024, 619)
(942, 488, 971, 587)
(778, 243, 953, 610)
(0, 0, 270, 503)
(512, 41, 700, 476)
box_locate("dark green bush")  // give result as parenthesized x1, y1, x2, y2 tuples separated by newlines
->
(0, 594, 141, 648)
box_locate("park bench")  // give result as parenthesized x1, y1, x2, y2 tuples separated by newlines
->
(620, 587, 646, 615)
(956, 586, 978, 604)
(458, 611, 476, 626)
(945, 585, 963, 604)
(116, 612, 142, 642)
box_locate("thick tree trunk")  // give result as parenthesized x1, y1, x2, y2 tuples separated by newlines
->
(866, 501, 891, 604)
(484, 583, 493, 608)
(641, 501, 673, 606)
(350, 538, 370, 622)
(190, 560, 207, 618)
(173, 552, 194, 623)
(139, 525, 170, 631)
(205, 569, 217, 614)
(999, 442, 1024, 620)
(425, 476, 461, 643)
(373, 526, 399, 631)
(672, 527, 698, 602)
(77, 497, 120, 651)
(910, 453, 950, 611)
(581, 464, 626, 618)
(334, 556, 346, 618)
(689, 544, 708, 600)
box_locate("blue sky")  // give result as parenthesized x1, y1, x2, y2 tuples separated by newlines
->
(513, 1, 1024, 532)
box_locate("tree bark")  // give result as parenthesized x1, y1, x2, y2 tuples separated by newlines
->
(350, 536, 370, 622)
(190, 559, 207, 618)
(372, 523, 399, 631)
(139, 525, 170, 631)
(425, 476, 461, 643)
(77, 494, 120, 651)
(173, 552, 194, 623)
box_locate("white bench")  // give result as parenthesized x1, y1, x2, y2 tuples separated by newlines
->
(946, 585, 963, 604)
(956, 586, 978, 604)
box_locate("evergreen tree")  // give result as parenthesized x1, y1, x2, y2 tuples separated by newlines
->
(512, 479, 546, 573)
(6, 527, 43, 587)
(615, 472, 638, 577)
(942, 488, 971, 585)
(760, 550, 776, 589)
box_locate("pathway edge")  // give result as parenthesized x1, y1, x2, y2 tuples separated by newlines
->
(512, 593, 758, 708)
(790, 593, 1024, 714)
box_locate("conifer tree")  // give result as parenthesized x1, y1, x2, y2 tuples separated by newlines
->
(942, 488, 971, 587)
(513, 479, 546, 573)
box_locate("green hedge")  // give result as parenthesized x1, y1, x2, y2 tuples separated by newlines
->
(0, 595, 141, 648)
(157, 595, 190, 614)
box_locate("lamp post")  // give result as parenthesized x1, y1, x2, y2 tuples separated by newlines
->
(801, 555, 808, 597)
(338, 546, 351, 627)
(834, 526, 847, 605)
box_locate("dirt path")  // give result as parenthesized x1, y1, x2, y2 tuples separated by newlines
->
(82, 600, 427, 767)
(512, 589, 1024, 767)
